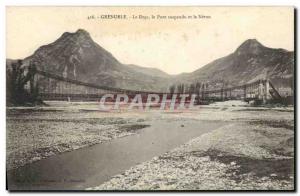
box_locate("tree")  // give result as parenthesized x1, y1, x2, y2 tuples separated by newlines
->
(195, 82, 201, 104)
(189, 83, 196, 94)
(176, 84, 185, 94)
(7, 60, 40, 105)
(201, 83, 207, 99)
(195, 82, 201, 95)
(169, 84, 175, 94)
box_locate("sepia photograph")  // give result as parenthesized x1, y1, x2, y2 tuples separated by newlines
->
(5, 6, 295, 191)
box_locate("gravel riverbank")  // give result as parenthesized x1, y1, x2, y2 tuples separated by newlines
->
(88, 101, 294, 190)
(89, 122, 294, 190)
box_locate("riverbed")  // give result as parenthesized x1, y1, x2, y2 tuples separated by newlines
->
(6, 101, 294, 190)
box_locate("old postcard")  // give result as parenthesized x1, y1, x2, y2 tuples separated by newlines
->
(6, 6, 295, 191)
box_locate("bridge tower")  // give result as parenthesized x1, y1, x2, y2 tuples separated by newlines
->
(258, 79, 271, 103)
(258, 80, 264, 100)
(243, 85, 247, 99)
(221, 88, 223, 100)
(224, 89, 228, 100)
(264, 79, 271, 103)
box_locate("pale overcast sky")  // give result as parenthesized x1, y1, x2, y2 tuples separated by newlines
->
(6, 6, 294, 74)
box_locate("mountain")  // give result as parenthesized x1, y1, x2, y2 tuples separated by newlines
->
(7, 29, 294, 92)
(124, 64, 170, 78)
(174, 39, 294, 88)
(23, 29, 171, 91)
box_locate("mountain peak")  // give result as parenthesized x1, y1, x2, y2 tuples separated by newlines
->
(235, 39, 266, 55)
(75, 29, 90, 36)
(60, 29, 92, 42)
(241, 39, 263, 47)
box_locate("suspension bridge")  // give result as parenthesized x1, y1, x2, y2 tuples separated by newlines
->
(31, 69, 283, 103)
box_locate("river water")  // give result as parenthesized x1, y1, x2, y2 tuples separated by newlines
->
(7, 118, 226, 190)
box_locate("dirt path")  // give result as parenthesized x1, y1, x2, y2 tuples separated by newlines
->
(7, 119, 226, 190)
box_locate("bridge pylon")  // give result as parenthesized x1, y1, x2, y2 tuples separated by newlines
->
(265, 79, 271, 102)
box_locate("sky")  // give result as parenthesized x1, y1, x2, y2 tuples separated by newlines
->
(6, 6, 294, 74)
